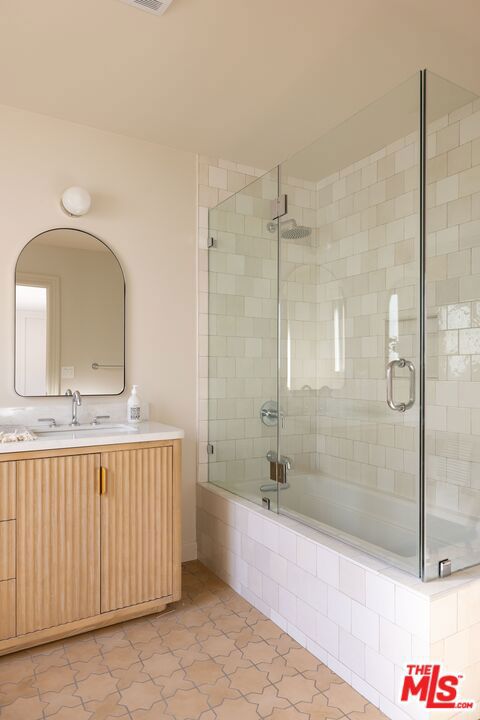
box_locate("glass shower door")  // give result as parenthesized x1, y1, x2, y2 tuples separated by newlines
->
(277, 75, 423, 575)
(424, 72, 480, 579)
(208, 169, 280, 509)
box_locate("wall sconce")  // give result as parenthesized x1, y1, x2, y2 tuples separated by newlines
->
(61, 186, 91, 217)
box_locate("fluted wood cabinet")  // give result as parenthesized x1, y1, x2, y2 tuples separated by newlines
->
(0, 439, 181, 656)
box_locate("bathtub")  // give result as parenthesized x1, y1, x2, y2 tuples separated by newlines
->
(209, 471, 475, 575)
(197, 479, 480, 720)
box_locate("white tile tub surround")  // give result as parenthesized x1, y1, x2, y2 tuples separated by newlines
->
(198, 482, 480, 720)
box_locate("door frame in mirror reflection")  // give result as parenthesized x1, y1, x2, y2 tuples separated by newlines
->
(15, 273, 61, 395)
(14, 228, 126, 397)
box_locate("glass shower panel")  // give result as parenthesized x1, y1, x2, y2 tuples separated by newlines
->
(424, 72, 480, 579)
(208, 170, 280, 509)
(278, 75, 422, 574)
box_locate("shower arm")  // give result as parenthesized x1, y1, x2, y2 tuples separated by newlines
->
(267, 218, 297, 233)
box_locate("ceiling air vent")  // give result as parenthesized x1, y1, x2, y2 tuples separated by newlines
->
(119, 0, 174, 16)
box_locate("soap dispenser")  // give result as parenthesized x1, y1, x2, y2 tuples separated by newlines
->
(127, 385, 141, 424)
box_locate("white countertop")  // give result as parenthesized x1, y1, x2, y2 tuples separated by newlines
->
(0, 421, 184, 454)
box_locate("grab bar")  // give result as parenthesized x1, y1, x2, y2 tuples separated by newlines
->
(92, 363, 124, 370)
(386, 358, 415, 412)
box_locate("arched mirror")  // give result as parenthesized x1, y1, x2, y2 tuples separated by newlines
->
(15, 228, 125, 396)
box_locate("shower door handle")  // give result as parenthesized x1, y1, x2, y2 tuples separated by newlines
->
(386, 358, 415, 412)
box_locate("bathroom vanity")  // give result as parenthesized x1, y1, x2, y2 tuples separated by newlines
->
(0, 422, 183, 656)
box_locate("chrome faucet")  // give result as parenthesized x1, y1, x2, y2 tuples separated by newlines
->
(70, 390, 82, 426)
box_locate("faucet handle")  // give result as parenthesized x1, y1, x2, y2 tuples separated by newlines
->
(92, 415, 110, 426)
(38, 417, 57, 428)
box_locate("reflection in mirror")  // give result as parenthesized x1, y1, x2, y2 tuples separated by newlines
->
(15, 229, 125, 396)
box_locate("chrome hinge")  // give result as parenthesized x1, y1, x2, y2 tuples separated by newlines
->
(439, 559, 452, 578)
(271, 194, 287, 221)
(208, 237, 215, 248)
(207, 443, 214, 455)
(262, 497, 271, 510)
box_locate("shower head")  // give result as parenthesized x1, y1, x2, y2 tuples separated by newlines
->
(266, 218, 312, 240)
(281, 224, 311, 240)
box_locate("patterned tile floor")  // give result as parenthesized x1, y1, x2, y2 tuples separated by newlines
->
(0, 562, 388, 719)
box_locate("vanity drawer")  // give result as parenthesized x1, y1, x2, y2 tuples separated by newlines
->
(0, 462, 16, 521)
(0, 521, 15, 580)
(0, 580, 15, 640)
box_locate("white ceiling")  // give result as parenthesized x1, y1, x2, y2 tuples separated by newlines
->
(0, 0, 479, 170)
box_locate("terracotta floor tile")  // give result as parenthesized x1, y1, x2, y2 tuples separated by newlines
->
(0, 677, 37, 706)
(72, 657, 110, 682)
(254, 619, 285, 641)
(74, 672, 119, 703)
(163, 687, 210, 719)
(267, 633, 302, 656)
(119, 679, 163, 711)
(31, 648, 68, 673)
(283, 647, 322, 673)
(348, 702, 389, 720)
(275, 674, 319, 704)
(0, 561, 388, 720)
(129, 698, 168, 719)
(0, 658, 34, 685)
(95, 631, 130, 653)
(193, 621, 224, 642)
(173, 645, 210, 668)
(177, 609, 210, 628)
(64, 638, 101, 664)
(258, 656, 297, 684)
(153, 668, 193, 698)
(111, 660, 151, 690)
(212, 613, 247, 634)
(232, 627, 266, 649)
(183, 658, 224, 686)
(297, 692, 345, 720)
(242, 640, 279, 664)
(84, 691, 129, 720)
(40, 685, 84, 717)
(305, 665, 345, 693)
(135, 637, 170, 661)
(213, 696, 260, 720)
(269, 707, 310, 720)
(142, 651, 182, 678)
(324, 682, 369, 715)
(0, 695, 46, 720)
(246, 684, 290, 717)
(218, 648, 252, 675)
(34, 665, 78, 694)
(161, 628, 197, 651)
(101, 644, 140, 671)
(47, 707, 93, 720)
(199, 634, 238, 657)
(229, 665, 270, 694)
(197, 676, 240, 708)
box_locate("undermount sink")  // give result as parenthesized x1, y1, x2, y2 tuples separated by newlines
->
(32, 423, 138, 436)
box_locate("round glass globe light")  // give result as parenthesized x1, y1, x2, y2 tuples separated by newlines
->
(61, 187, 91, 216)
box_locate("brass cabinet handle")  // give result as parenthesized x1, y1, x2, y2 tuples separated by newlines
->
(99, 466, 107, 495)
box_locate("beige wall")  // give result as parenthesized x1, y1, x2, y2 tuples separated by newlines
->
(0, 104, 197, 560)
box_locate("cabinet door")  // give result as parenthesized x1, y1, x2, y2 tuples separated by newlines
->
(101, 446, 173, 613)
(17, 454, 101, 635)
(0, 462, 16, 521)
